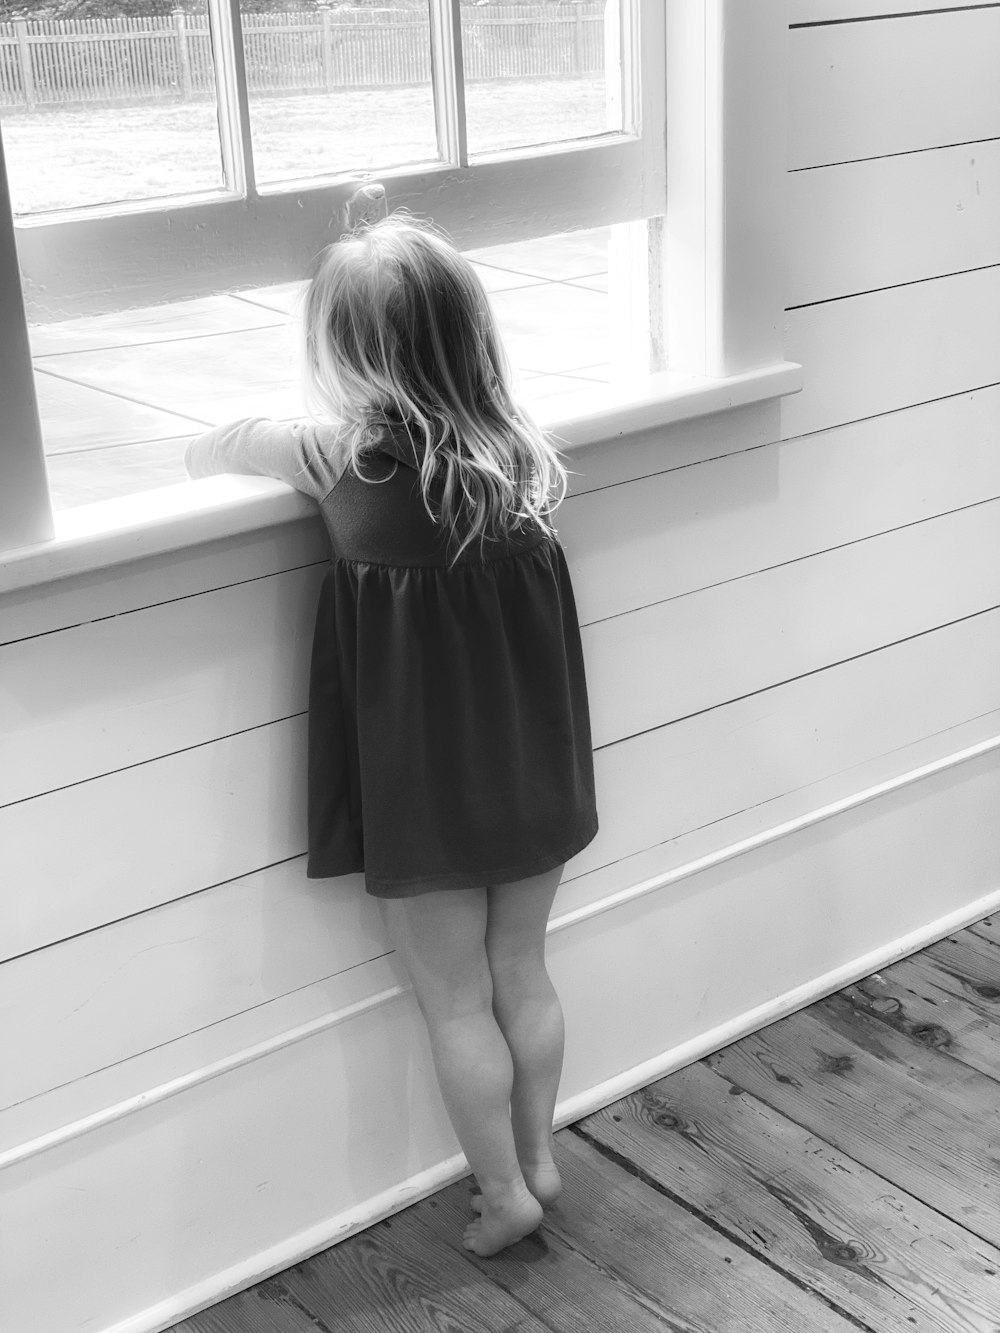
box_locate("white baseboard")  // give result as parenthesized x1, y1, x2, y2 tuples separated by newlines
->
(4, 739, 998, 1333)
(553, 875, 1000, 1128)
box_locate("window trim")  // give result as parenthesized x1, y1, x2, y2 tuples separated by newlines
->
(662, 0, 789, 378)
(14, 135, 661, 321)
(0, 0, 801, 567)
(0, 141, 50, 553)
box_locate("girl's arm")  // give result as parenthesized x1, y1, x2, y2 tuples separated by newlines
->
(184, 417, 347, 503)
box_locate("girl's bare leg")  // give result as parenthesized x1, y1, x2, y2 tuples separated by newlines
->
(379, 886, 543, 1257)
(480, 865, 566, 1208)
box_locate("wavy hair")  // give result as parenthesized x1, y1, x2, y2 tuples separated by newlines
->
(302, 212, 571, 568)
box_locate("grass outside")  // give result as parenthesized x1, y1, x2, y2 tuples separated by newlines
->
(1, 78, 608, 216)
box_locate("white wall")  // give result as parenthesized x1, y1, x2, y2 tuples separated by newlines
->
(2, 3, 999, 1329)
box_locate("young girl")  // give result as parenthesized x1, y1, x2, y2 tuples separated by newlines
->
(185, 214, 599, 1258)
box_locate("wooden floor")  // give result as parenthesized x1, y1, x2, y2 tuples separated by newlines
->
(172, 912, 1000, 1333)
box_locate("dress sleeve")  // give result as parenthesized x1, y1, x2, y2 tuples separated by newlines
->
(184, 417, 348, 504)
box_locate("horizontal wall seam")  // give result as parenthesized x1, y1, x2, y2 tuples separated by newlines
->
(594, 598, 1000, 750)
(787, 134, 1000, 172)
(0, 560, 326, 649)
(3, 731, 996, 1173)
(589, 493, 1000, 627)
(779, 379, 1000, 442)
(786, 262, 1000, 311)
(790, 4, 999, 27)
(5, 947, 398, 1114)
(0, 853, 310, 969)
(0, 711, 307, 813)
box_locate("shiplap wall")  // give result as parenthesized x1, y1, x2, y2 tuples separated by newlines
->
(3, 3, 1000, 1330)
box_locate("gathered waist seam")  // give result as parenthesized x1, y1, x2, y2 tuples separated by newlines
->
(327, 533, 554, 572)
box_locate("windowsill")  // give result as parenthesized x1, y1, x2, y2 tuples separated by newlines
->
(0, 361, 802, 596)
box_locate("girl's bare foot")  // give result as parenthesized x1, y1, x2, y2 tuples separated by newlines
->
(471, 1157, 563, 1213)
(462, 1183, 543, 1257)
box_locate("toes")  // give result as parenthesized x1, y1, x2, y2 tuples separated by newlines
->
(469, 1193, 484, 1215)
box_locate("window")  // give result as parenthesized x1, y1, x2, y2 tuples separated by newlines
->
(7, 0, 660, 313)
(0, 0, 796, 564)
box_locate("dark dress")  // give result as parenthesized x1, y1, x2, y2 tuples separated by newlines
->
(185, 417, 599, 898)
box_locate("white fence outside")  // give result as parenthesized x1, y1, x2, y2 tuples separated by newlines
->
(0, 5, 605, 109)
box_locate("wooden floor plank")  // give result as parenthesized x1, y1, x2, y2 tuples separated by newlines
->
(833, 958, 1000, 1084)
(706, 998, 1000, 1248)
(538, 1129, 860, 1331)
(921, 927, 1000, 1013)
(577, 1060, 1000, 1332)
(413, 1141, 695, 1333)
(966, 912, 1000, 949)
(814, 988, 998, 1107)
(815, 982, 1000, 1122)
(169, 1278, 333, 1333)
(275, 1209, 555, 1333)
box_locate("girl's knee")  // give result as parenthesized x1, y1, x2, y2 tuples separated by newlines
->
(393, 902, 494, 1023)
(415, 970, 495, 1027)
(488, 955, 553, 1008)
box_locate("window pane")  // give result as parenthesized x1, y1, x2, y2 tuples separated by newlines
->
(0, 2, 223, 214)
(462, 0, 623, 157)
(242, 2, 437, 186)
(28, 281, 309, 509)
(28, 227, 611, 510)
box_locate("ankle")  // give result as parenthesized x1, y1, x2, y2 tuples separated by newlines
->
(477, 1174, 533, 1207)
(512, 1133, 557, 1167)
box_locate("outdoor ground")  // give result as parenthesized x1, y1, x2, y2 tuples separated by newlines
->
(1, 79, 607, 212)
(27, 227, 612, 509)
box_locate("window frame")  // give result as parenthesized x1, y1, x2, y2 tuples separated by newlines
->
(0, 0, 801, 570)
(13, 0, 662, 319)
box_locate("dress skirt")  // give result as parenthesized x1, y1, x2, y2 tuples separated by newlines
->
(298, 427, 598, 898)
(305, 532, 598, 898)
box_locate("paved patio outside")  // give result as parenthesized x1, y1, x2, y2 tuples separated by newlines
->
(29, 228, 611, 510)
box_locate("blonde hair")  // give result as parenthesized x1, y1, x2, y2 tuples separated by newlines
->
(302, 212, 571, 568)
